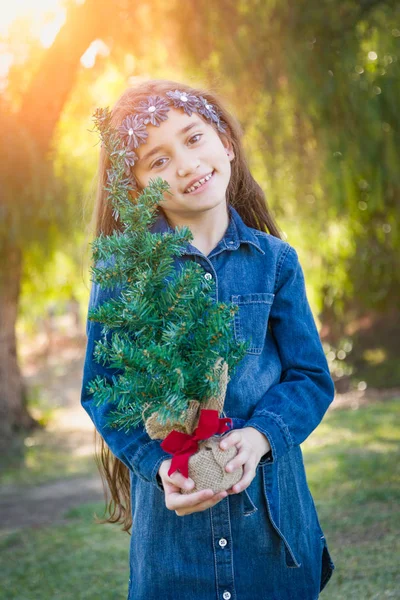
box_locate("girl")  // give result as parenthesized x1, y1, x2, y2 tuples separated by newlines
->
(81, 79, 336, 600)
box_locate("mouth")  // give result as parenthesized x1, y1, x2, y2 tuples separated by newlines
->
(183, 170, 215, 194)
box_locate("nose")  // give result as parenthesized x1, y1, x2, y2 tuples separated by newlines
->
(176, 150, 200, 177)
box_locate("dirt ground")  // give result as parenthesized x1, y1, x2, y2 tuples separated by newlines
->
(1, 325, 398, 535)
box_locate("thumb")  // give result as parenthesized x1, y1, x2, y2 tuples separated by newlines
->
(169, 469, 195, 492)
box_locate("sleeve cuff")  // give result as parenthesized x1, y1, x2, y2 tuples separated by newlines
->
(245, 410, 292, 464)
(125, 439, 171, 492)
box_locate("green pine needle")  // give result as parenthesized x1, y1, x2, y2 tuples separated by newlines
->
(86, 107, 248, 433)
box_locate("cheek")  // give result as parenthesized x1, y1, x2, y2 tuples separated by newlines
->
(136, 164, 174, 185)
(134, 169, 150, 188)
(211, 148, 231, 169)
(135, 171, 178, 200)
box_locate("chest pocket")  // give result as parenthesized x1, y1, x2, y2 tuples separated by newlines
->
(231, 292, 275, 355)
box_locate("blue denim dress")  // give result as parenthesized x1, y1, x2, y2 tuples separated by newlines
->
(81, 204, 336, 600)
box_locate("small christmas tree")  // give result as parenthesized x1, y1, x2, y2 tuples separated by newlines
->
(86, 107, 248, 491)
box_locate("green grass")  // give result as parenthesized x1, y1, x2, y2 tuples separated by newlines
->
(303, 398, 400, 599)
(1, 398, 399, 599)
(0, 422, 98, 488)
(0, 503, 130, 600)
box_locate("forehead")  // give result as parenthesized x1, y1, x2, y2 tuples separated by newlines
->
(135, 109, 210, 157)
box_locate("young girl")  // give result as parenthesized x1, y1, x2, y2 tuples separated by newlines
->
(81, 79, 336, 600)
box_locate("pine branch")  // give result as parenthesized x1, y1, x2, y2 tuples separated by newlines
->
(86, 108, 249, 432)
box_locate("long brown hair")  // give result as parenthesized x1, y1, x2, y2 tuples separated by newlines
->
(89, 78, 282, 534)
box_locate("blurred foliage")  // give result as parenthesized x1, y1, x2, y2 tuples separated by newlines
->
(173, 0, 400, 315)
(171, 0, 400, 387)
(1, 0, 399, 389)
(0, 101, 65, 255)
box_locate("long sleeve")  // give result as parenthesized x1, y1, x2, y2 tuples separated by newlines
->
(245, 245, 335, 463)
(80, 280, 171, 491)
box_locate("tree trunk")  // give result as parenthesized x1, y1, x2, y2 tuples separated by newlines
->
(19, 0, 113, 156)
(0, 243, 37, 440)
(1, 0, 115, 438)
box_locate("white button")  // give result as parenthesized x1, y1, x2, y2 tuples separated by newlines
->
(204, 273, 213, 280)
(223, 592, 231, 600)
(219, 538, 227, 547)
(228, 241, 235, 245)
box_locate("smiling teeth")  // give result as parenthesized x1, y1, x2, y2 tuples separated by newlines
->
(185, 172, 213, 193)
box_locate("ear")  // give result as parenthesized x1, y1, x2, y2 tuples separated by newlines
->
(222, 137, 235, 161)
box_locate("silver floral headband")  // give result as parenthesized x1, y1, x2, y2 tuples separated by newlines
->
(116, 90, 227, 188)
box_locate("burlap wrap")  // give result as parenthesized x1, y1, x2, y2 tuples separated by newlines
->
(144, 357, 242, 494)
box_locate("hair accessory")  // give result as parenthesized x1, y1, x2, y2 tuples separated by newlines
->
(120, 148, 138, 176)
(118, 114, 148, 149)
(115, 90, 228, 189)
(165, 90, 200, 116)
(196, 96, 227, 133)
(136, 95, 170, 126)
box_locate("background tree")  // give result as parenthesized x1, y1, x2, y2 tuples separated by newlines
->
(0, 0, 119, 438)
(173, 0, 400, 387)
(0, 0, 190, 439)
(1, 0, 399, 441)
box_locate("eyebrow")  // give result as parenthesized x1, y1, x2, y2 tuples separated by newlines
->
(139, 121, 202, 162)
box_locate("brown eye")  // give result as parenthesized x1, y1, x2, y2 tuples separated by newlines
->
(151, 157, 168, 169)
(188, 134, 202, 145)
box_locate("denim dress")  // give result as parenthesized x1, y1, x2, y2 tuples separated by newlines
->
(81, 204, 336, 600)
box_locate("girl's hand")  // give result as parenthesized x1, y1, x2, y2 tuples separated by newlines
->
(158, 459, 228, 516)
(219, 427, 271, 494)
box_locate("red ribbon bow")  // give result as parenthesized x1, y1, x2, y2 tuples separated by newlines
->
(160, 409, 232, 479)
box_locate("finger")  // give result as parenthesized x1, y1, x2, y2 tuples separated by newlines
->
(219, 431, 242, 450)
(227, 461, 255, 494)
(162, 479, 184, 497)
(175, 490, 228, 516)
(163, 476, 204, 498)
(230, 461, 256, 494)
(168, 470, 195, 492)
(225, 447, 250, 473)
(165, 487, 215, 511)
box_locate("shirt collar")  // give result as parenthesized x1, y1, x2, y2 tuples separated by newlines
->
(149, 204, 264, 255)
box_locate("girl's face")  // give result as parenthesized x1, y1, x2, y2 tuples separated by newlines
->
(133, 108, 235, 220)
